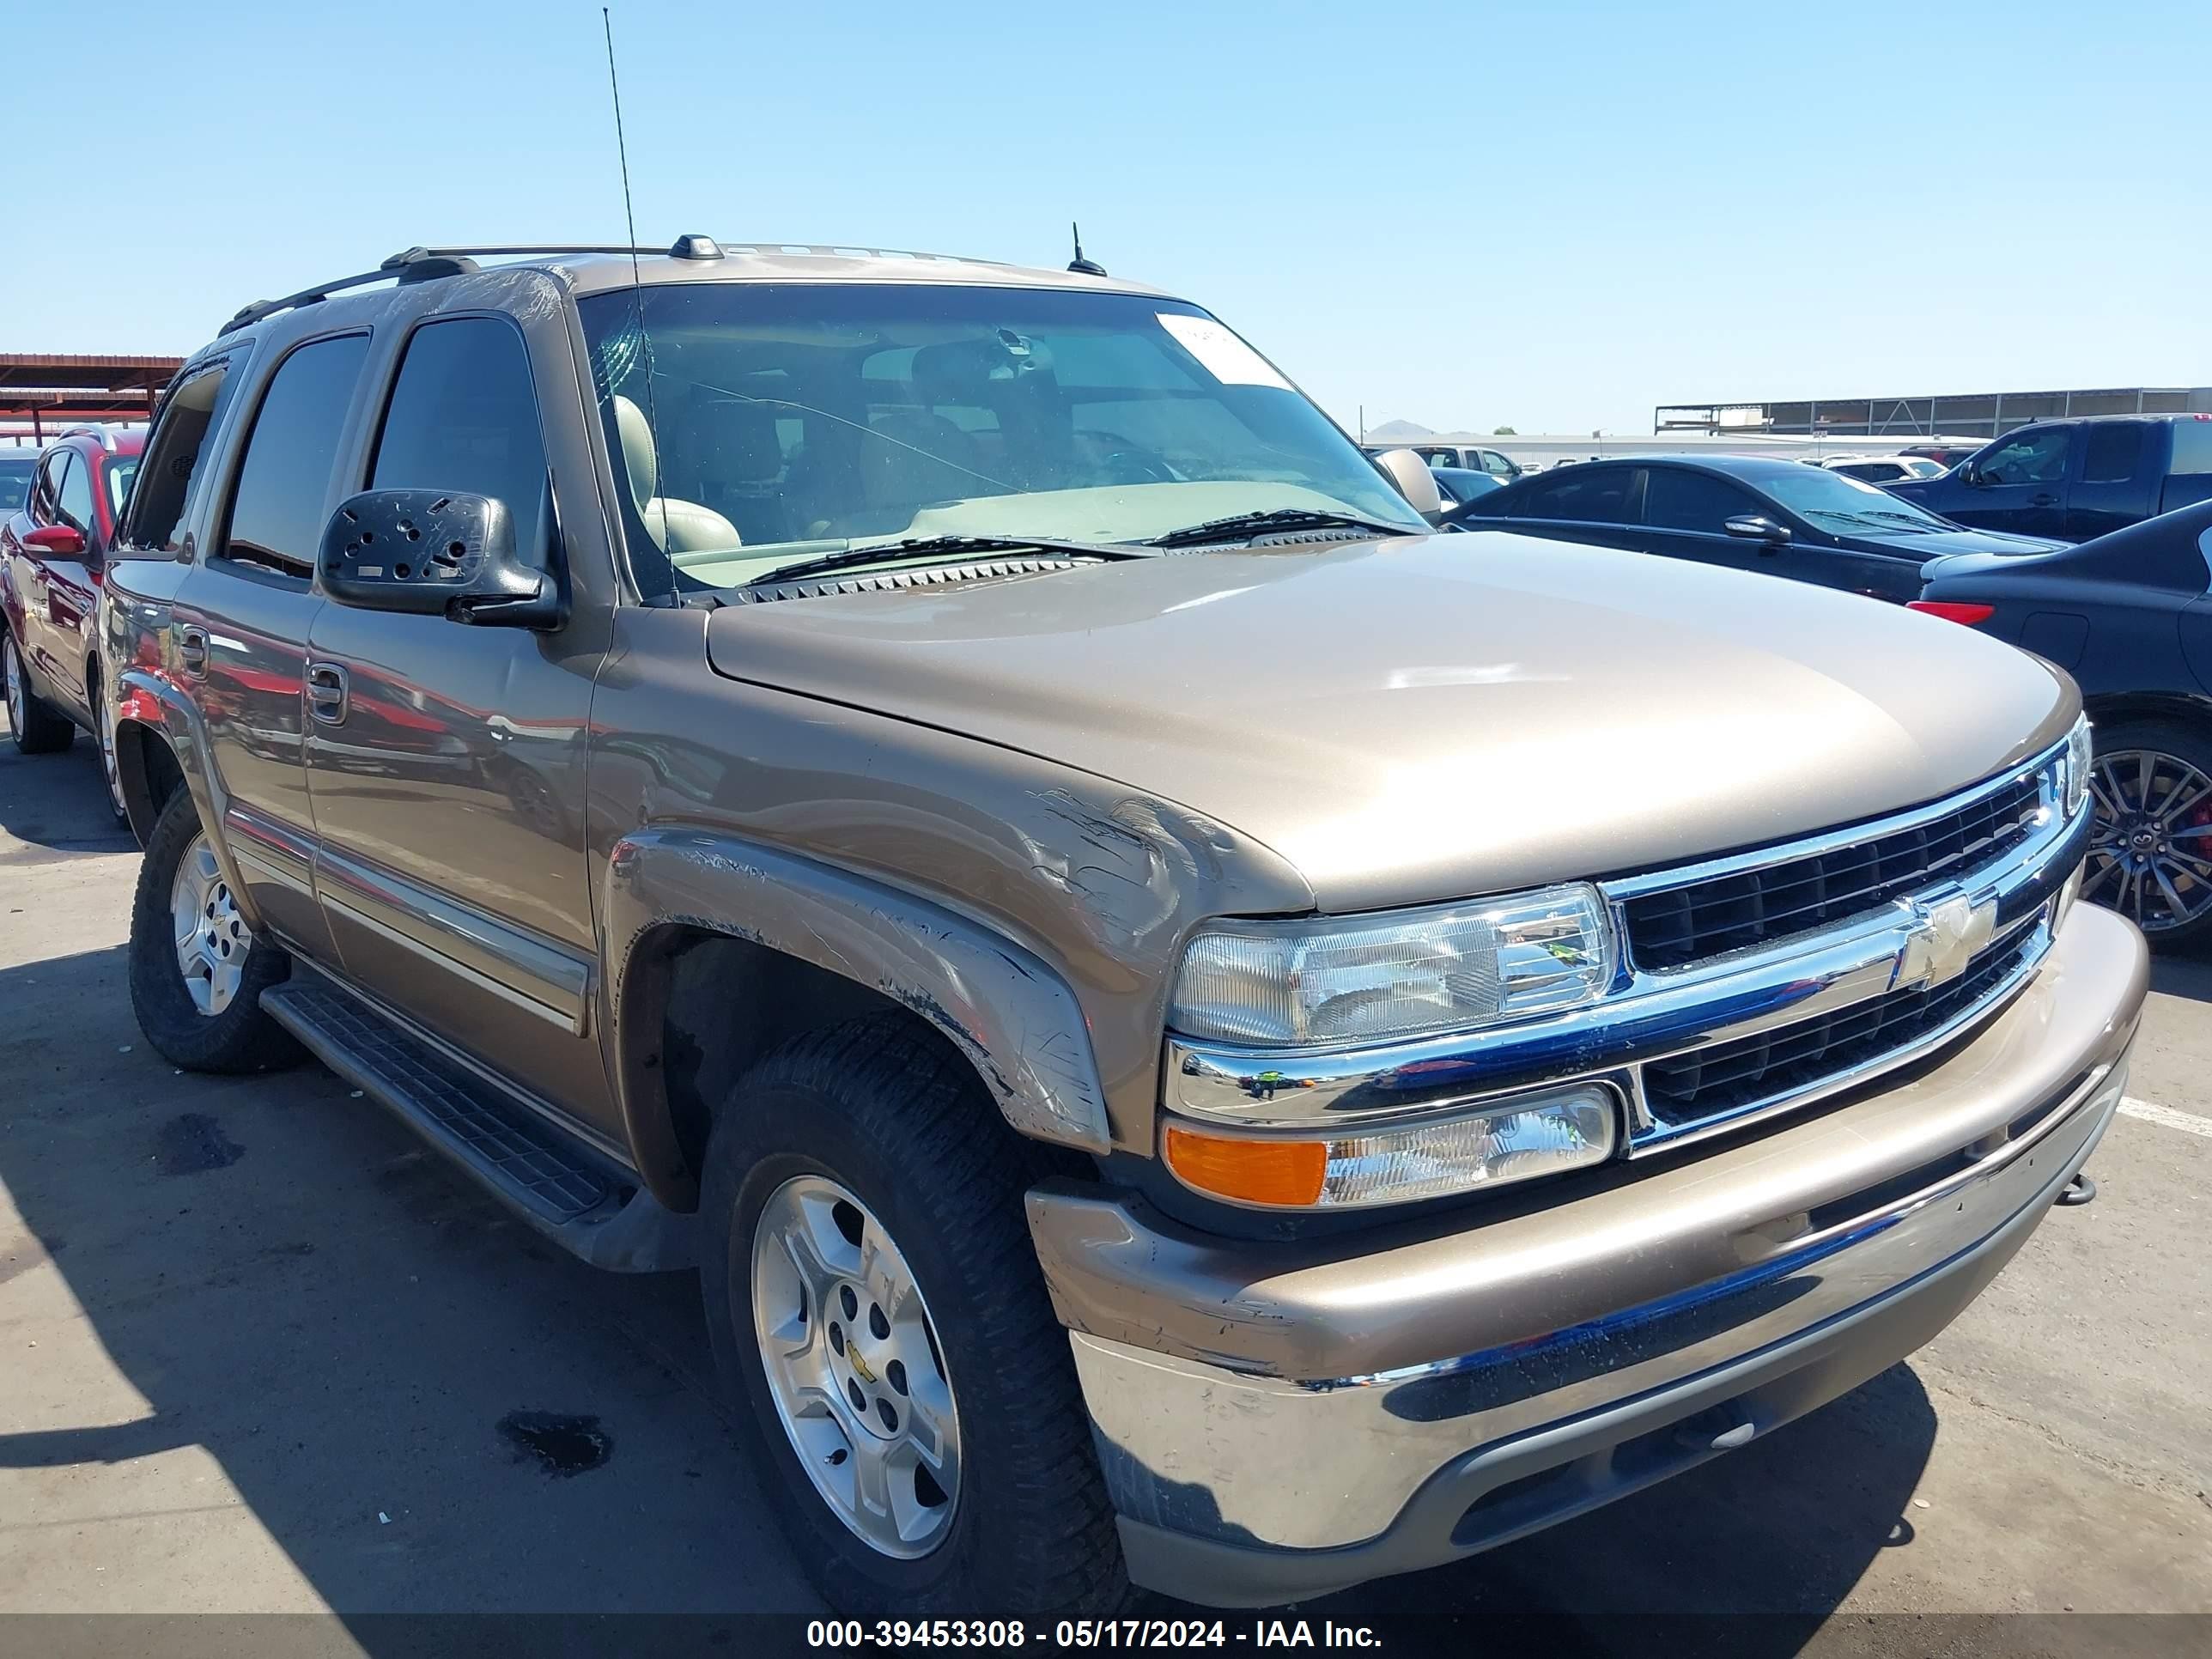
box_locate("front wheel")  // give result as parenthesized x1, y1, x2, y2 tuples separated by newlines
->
(2084, 719, 2212, 945)
(699, 1016, 1127, 1617)
(128, 788, 303, 1072)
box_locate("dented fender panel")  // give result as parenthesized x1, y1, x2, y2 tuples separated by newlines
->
(605, 827, 1115, 1152)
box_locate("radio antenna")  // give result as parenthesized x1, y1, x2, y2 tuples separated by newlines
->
(601, 7, 672, 568)
(1067, 222, 1107, 277)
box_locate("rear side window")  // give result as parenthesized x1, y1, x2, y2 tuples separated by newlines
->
(369, 318, 549, 563)
(222, 333, 371, 578)
(1516, 466, 1637, 524)
(2171, 419, 2212, 477)
(1644, 469, 1762, 532)
(2081, 422, 2146, 483)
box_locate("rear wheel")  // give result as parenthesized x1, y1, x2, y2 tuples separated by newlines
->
(699, 1015, 1127, 1617)
(128, 788, 303, 1072)
(3, 629, 76, 755)
(2084, 719, 2212, 944)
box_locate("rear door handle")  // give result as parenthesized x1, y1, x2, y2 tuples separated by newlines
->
(305, 659, 349, 725)
(178, 625, 208, 676)
(2032, 492, 2059, 507)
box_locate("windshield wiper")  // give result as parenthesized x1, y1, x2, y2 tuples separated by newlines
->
(745, 534, 1152, 588)
(1145, 508, 1418, 549)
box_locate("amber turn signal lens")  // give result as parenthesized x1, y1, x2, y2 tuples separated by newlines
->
(1164, 1123, 1328, 1207)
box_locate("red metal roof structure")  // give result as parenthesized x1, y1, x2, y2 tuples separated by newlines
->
(1, 352, 184, 443)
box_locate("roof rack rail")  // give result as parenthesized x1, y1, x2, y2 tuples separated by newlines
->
(59, 422, 131, 452)
(216, 240, 731, 340)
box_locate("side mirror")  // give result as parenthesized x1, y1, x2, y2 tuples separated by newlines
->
(23, 524, 86, 556)
(319, 489, 562, 629)
(1723, 514, 1792, 546)
(1370, 447, 1444, 517)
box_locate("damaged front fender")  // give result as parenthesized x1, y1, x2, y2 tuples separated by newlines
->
(604, 827, 1113, 1155)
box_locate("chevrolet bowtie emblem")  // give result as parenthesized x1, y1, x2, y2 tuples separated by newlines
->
(1893, 893, 1997, 991)
(848, 1350, 878, 1385)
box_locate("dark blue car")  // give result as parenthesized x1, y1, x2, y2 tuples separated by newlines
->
(1443, 453, 2061, 603)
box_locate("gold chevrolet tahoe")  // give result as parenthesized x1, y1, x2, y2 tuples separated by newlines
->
(94, 239, 2142, 1614)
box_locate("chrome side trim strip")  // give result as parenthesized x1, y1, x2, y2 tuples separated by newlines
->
(315, 848, 593, 1036)
(223, 804, 314, 888)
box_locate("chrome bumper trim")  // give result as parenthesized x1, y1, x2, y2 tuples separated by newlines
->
(1165, 748, 2089, 1152)
(1077, 1044, 2127, 1554)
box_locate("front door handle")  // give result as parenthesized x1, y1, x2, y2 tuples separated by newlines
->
(178, 625, 209, 677)
(2031, 492, 2059, 507)
(306, 660, 349, 726)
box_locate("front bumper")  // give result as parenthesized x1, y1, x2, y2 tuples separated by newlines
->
(1026, 902, 2145, 1607)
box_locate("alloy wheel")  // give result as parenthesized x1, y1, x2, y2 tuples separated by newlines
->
(3, 635, 22, 735)
(170, 832, 252, 1014)
(750, 1174, 962, 1559)
(2085, 749, 2212, 933)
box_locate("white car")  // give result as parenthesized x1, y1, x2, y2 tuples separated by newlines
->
(1821, 453, 1949, 483)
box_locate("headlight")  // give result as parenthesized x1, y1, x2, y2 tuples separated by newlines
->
(1168, 883, 1615, 1047)
(1164, 1084, 1619, 1209)
(2063, 714, 2092, 817)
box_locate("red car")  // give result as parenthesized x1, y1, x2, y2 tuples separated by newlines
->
(1, 424, 143, 814)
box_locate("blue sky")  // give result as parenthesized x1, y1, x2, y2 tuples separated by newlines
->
(6, 0, 2206, 434)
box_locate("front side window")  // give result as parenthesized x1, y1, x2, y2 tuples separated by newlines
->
(125, 356, 244, 555)
(1644, 469, 1761, 532)
(56, 451, 96, 533)
(222, 334, 371, 578)
(1978, 426, 2072, 486)
(581, 283, 1426, 593)
(369, 318, 548, 563)
(29, 452, 64, 524)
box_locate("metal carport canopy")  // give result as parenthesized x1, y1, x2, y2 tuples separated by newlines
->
(0, 352, 185, 441)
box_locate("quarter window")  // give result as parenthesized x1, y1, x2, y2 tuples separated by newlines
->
(2081, 422, 2145, 483)
(2166, 419, 2212, 477)
(222, 335, 371, 578)
(369, 318, 549, 563)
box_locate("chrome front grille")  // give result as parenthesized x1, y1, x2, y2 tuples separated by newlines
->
(1622, 774, 2045, 970)
(1640, 915, 2042, 1127)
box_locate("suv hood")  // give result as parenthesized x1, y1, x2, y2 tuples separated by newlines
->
(705, 532, 2074, 913)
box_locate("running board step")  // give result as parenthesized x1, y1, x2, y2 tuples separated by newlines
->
(262, 978, 696, 1272)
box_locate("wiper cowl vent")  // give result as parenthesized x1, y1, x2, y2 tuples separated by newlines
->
(724, 556, 1088, 605)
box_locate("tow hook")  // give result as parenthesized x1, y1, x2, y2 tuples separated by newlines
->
(2056, 1171, 2097, 1207)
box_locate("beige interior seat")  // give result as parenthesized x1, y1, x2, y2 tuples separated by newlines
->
(612, 395, 742, 554)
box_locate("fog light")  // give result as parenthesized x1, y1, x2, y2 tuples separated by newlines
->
(1164, 1084, 1618, 1209)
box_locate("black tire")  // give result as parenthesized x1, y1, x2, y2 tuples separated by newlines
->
(128, 787, 303, 1073)
(2086, 717, 2212, 946)
(700, 1014, 1128, 1617)
(3, 629, 76, 755)
(89, 663, 131, 826)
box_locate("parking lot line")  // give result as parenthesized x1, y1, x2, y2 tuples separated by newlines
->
(2119, 1096, 2212, 1139)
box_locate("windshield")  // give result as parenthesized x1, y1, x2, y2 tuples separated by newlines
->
(0, 454, 33, 514)
(1760, 465, 1949, 532)
(579, 283, 1426, 593)
(105, 456, 139, 519)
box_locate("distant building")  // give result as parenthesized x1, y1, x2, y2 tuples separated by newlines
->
(1656, 386, 2212, 443)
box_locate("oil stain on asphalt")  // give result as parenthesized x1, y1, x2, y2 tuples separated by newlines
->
(156, 1114, 244, 1176)
(498, 1412, 612, 1476)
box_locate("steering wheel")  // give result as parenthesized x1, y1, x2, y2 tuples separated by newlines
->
(1096, 449, 1178, 485)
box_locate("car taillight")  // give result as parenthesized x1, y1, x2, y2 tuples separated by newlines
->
(1909, 600, 1995, 626)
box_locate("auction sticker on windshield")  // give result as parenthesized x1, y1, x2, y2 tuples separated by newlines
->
(1157, 313, 1293, 391)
